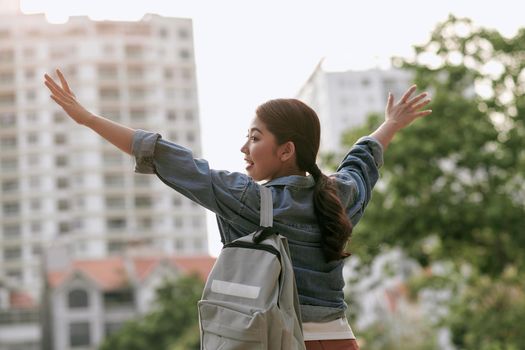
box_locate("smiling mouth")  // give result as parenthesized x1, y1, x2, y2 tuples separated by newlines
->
(244, 159, 254, 169)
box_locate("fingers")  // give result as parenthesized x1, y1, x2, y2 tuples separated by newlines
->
(56, 69, 72, 94)
(413, 109, 433, 118)
(407, 92, 428, 107)
(387, 92, 394, 110)
(44, 80, 70, 103)
(44, 74, 74, 103)
(411, 97, 431, 111)
(399, 85, 417, 104)
(50, 94, 67, 108)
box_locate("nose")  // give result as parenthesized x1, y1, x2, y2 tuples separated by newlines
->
(240, 140, 248, 154)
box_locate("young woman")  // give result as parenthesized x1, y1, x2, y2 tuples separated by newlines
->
(44, 69, 431, 350)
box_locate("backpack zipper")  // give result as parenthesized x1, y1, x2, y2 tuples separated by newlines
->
(223, 241, 282, 265)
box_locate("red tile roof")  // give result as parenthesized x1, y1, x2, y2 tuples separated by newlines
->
(48, 255, 216, 290)
(10, 291, 35, 308)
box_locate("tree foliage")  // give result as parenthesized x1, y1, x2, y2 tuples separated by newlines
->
(99, 274, 203, 350)
(339, 15, 525, 348)
(343, 15, 525, 274)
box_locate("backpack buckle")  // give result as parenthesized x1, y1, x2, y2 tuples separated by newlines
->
(252, 226, 277, 244)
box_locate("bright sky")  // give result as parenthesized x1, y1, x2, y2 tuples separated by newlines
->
(20, 0, 523, 256)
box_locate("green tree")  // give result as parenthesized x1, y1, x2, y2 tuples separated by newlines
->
(99, 274, 203, 350)
(338, 15, 525, 348)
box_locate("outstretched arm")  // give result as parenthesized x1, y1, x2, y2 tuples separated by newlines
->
(44, 69, 136, 155)
(370, 85, 432, 151)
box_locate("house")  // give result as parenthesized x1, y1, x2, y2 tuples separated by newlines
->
(45, 253, 215, 350)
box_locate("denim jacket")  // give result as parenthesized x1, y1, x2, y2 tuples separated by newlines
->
(132, 130, 383, 322)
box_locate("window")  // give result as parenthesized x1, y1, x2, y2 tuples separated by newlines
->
(179, 49, 190, 59)
(69, 322, 91, 347)
(3, 202, 19, 215)
(25, 69, 35, 80)
(68, 289, 89, 308)
(27, 133, 39, 144)
(1, 157, 17, 171)
(30, 222, 41, 233)
(0, 50, 14, 63)
(130, 108, 146, 121)
(186, 132, 195, 143)
(168, 132, 178, 142)
(32, 245, 42, 256)
(58, 199, 70, 211)
(54, 133, 67, 145)
(0, 113, 15, 127)
(3, 224, 21, 239)
(194, 238, 204, 251)
(26, 90, 36, 101)
(184, 110, 194, 121)
(125, 45, 143, 58)
(55, 155, 68, 167)
(105, 196, 125, 209)
(4, 247, 21, 260)
(23, 47, 35, 58)
(56, 178, 70, 189)
(134, 175, 150, 187)
(107, 218, 126, 230)
(103, 290, 134, 308)
(100, 108, 120, 121)
(178, 28, 189, 39)
(1, 179, 18, 193)
(166, 110, 176, 121)
(0, 93, 15, 106)
(0, 136, 17, 149)
(30, 199, 41, 211)
(98, 64, 118, 79)
(105, 322, 123, 336)
(159, 27, 168, 38)
(192, 217, 202, 228)
(26, 111, 38, 122)
(29, 176, 40, 189)
(53, 112, 66, 124)
(99, 88, 119, 101)
(175, 239, 184, 251)
(137, 217, 152, 229)
(103, 152, 123, 166)
(28, 154, 40, 166)
(164, 68, 173, 79)
(104, 174, 123, 187)
(59, 222, 71, 234)
(134, 196, 152, 208)
(108, 241, 125, 253)
(0, 72, 14, 84)
(127, 66, 144, 79)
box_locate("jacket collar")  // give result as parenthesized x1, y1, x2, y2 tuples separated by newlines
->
(263, 175, 316, 188)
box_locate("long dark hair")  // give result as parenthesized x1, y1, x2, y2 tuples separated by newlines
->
(256, 98, 352, 261)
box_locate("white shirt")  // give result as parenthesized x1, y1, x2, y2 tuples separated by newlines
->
(303, 317, 356, 341)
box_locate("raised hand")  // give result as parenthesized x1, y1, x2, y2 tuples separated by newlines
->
(44, 69, 94, 126)
(385, 85, 432, 131)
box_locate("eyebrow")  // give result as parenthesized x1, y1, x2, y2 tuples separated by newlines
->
(248, 127, 263, 134)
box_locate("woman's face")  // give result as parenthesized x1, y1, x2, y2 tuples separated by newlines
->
(240, 118, 285, 182)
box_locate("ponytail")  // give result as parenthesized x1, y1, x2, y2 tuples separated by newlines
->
(256, 98, 353, 262)
(309, 164, 352, 262)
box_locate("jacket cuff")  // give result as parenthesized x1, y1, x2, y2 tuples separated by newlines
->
(356, 136, 384, 168)
(132, 129, 162, 174)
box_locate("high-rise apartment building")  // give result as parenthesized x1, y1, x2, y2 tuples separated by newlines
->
(297, 61, 412, 154)
(0, 4, 208, 299)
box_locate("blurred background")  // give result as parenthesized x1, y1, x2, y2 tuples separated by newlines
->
(0, 0, 523, 349)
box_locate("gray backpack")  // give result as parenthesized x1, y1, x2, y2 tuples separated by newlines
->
(198, 185, 306, 350)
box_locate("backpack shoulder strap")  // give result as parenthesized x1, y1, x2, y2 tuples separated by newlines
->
(259, 186, 273, 228)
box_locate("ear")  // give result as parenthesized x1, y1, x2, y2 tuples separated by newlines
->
(278, 141, 296, 162)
